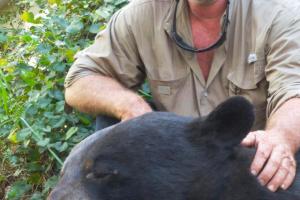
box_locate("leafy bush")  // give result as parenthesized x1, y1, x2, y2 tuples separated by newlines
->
(0, 0, 128, 199)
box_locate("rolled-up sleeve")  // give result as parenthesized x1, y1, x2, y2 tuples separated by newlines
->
(266, 10, 300, 117)
(64, 7, 145, 90)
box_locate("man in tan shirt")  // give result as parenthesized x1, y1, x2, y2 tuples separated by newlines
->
(64, 0, 300, 192)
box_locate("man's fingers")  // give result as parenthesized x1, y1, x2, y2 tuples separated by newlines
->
(266, 157, 290, 192)
(241, 131, 258, 147)
(250, 142, 272, 177)
(257, 146, 284, 186)
(281, 159, 297, 190)
(244, 130, 297, 191)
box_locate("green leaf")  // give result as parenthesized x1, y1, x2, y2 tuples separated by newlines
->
(21, 12, 34, 22)
(0, 58, 8, 66)
(0, 33, 7, 43)
(0, 175, 5, 184)
(20, 70, 36, 87)
(52, 16, 68, 28)
(55, 101, 65, 113)
(39, 55, 51, 66)
(54, 142, 68, 152)
(6, 181, 31, 200)
(37, 138, 50, 147)
(28, 148, 41, 161)
(51, 117, 66, 128)
(28, 173, 42, 184)
(43, 176, 58, 194)
(37, 44, 52, 54)
(100, 24, 107, 31)
(49, 142, 68, 152)
(26, 162, 43, 172)
(16, 128, 32, 142)
(96, 7, 114, 20)
(66, 21, 84, 34)
(78, 114, 92, 125)
(21, 12, 40, 24)
(37, 98, 52, 109)
(64, 49, 75, 63)
(114, 0, 128, 6)
(7, 130, 18, 144)
(52, 90, 64, 101)
(30, 192, 43, 200)
(42, 126, 52, 133)
(65, 127, 78, 140)
(21, 35, 33, 42)
(48, 0, 62, 5)
(88, 23, 101, 34)
(25, 104, 38, 116)
(44, 112, 57, 119)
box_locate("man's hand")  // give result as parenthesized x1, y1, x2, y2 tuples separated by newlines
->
(241, 130, 297, 192)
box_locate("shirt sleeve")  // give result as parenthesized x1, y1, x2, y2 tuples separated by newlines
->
(266, 10, 300, 118)
(64, 7, 145, 91)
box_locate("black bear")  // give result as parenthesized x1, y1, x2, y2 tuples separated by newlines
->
(49, 97, 300, 200)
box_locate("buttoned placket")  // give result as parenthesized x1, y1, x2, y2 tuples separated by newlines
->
(163, 0, 232, 116)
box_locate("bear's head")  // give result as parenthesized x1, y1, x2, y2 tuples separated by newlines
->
(49, 97, 295, 200)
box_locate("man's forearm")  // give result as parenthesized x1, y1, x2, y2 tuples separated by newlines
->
(65, 75, 152, 120)
(266, 98, 300, 153)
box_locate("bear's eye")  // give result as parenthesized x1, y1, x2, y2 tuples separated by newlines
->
(86, 169, 119, 180)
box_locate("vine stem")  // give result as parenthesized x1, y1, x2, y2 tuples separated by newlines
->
(138, 89, 152, 98)
(20, 117, 63, 166)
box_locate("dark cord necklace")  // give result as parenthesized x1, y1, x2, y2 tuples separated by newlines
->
(171, 0, 230, 53)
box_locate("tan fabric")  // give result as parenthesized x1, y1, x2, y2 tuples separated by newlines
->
(65, 0, 300, 130)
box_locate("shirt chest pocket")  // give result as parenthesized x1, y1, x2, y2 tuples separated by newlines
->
(148, 70, 191, 112)
(227, 56, 268, 129)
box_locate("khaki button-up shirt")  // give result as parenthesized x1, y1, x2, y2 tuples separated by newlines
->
(65, 0, 300, 130)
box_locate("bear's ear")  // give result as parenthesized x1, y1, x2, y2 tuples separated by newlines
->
(188, 96, 255, 147)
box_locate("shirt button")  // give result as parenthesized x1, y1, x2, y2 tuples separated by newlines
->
(200, 90, 208, 105)
(202, 89, 208, 97)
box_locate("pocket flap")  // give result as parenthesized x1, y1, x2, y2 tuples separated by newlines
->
(227, 71, 258, 90)
(227, 59, 266, 90)
(149, 76, 187, 96)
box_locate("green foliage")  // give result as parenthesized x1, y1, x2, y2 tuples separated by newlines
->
(0, 0, 128, 199)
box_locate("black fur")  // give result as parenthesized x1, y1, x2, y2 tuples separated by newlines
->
(49, 97, 300, 200)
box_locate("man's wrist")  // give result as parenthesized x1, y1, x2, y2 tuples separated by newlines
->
(266, 98, 300, 154)
(116, 93, 152, 121)
(265, 127, 300, 154)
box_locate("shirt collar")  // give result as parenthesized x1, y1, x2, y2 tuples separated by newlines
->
(164, 0, 234, 52)
(164, 0, 191, 44)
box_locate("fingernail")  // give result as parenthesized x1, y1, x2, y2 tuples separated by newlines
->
(281, 184, 287, 190)
(259, 178, 265, 186)
(251, 170, 257, 176)
(268, 185, 275, 192)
